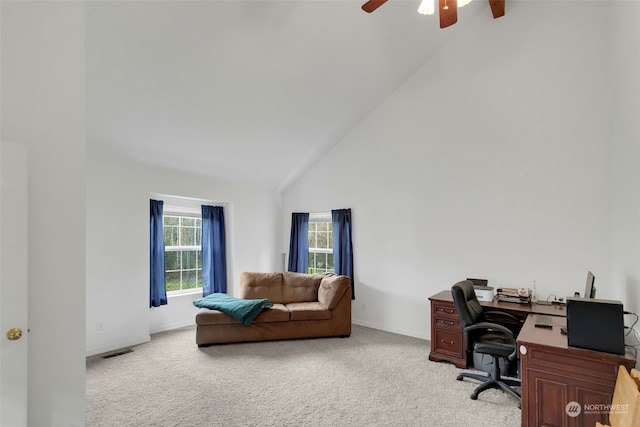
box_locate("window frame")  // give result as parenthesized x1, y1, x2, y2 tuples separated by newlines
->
(163, 209, 203, 296)
(308, 213, 334, 275)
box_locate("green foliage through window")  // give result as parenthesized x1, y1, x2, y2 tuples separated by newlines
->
(308, 219, 334, 274)
(164, 215, 202, 292)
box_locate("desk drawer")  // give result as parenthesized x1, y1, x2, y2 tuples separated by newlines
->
(432, 328, 464, 359)
(432, 301, 457, 319)
(433, 316, 460, 330)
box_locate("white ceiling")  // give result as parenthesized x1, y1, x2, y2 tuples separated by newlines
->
(86, 0, 491, 190)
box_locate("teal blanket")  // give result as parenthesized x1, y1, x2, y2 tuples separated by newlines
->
(193, 293, 273, 325)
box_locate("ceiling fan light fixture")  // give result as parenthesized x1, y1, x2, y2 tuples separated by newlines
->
(417, 0, 435, 15)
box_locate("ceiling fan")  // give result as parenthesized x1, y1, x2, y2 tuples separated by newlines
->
(361, 0, 505, 29)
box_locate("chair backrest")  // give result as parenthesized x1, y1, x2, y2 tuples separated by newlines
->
(451, 280, 484, 329)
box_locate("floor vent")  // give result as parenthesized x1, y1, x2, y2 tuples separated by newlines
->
(102, 349, 133, 359)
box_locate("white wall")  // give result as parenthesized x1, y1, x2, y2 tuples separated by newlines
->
(281, 1, 630, 340)
(1, 2, 86, 425)
(85, 148, 280, 356)
(609, 1, 640, 316)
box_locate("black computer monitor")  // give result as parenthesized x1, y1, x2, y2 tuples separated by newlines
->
(566, 297, 625, 354)
(584, 271, 596, 298)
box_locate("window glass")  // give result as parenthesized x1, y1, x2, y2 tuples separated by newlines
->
(164, 214, 202, 293)
(308, 214, 334, 275)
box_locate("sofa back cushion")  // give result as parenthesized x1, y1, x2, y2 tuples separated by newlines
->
(238, 272, 349, 306)
(238, 272, 283, 303)
(318, 275, 350, 309)
(282, 272, 323, 303)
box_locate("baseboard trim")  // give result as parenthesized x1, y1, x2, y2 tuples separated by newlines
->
(86, 335, 151, 358)
(149, 320, 195, 336)
(352, 319, 427, 341)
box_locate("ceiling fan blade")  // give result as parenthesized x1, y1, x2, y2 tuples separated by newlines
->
(361, 0, 389, 13)
(439, 0, 458, 28)
(488, 0, 505, 19)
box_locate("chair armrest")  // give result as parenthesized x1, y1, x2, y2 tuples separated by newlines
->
(464, 322, 515, 339)
(464, 322, 518, 360)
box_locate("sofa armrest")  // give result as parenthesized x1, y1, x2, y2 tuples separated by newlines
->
(318, 275, 351, 309)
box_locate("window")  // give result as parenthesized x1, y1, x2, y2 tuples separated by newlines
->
(308, 214, 333, 274)
(163, 214, 202, 292)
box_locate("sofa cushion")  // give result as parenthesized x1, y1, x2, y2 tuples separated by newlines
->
(195, 308, 238, 326)
(192, 293, 273, 325)
(252, 304, 290, 323)
(239, 272, 284, 303)
(282, 272, 323, 303)
(196, 304, 290, 326)
(318, 275, 350, 309)
(286, 302, 331, 321)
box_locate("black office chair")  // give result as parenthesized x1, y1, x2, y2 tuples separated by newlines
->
(451, 280, 521, 404)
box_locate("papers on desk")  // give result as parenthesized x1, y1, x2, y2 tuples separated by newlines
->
(496, 287, 532, 304)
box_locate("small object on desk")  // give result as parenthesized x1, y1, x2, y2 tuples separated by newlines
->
(536, 300, 552, 306)
(474, 286, 495, 302)
(534, 314, 553, 328)
(496, 287, 532, 304)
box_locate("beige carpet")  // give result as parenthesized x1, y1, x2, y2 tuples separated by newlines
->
(86, 324, 520, 426)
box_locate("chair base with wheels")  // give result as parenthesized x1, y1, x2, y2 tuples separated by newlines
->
(456, 353, 521, 403)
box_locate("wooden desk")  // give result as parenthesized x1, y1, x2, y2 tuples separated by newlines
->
(518, 315, 636, 427)
(428, 290, 566, 368)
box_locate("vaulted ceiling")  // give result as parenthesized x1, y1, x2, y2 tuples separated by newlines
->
(86, 0, 490, 190)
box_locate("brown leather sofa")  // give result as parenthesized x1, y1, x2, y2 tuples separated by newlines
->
(195, 271, 352, 346)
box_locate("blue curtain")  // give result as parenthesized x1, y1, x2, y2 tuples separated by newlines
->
(332, 208, 355, 299)
(201, 205, 227, 296)
(150, 199, 167, 307)
(288, 212, 309, 273)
